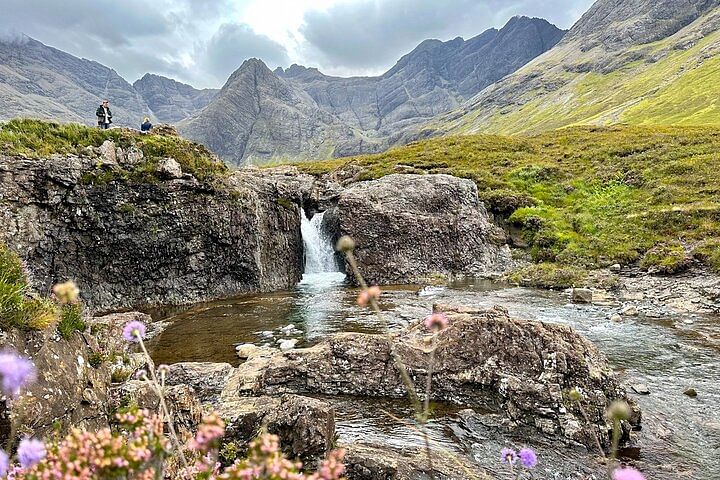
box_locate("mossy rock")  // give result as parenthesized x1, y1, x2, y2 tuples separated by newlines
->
(639, 243, 692, 275)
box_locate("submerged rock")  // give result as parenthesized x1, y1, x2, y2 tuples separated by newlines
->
(572, 288, 593, 304)
(683, 388, 698, 398)
(227, 304, 638, 449)
(324, 174, 513, 285)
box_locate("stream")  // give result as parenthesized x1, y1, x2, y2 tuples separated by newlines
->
(147, 211, 720, 479)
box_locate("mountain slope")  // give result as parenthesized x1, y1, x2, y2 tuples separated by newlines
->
(133, 73, 218, 123)
(429, 0, 720, 136)
(179, 59, 364, 164)
(0, 35, 152, 127)
(182, 16, 565, 164)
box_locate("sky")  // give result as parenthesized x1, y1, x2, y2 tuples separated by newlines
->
(0, 0, 596, 89)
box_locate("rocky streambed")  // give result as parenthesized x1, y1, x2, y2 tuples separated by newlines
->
(146, 275, 720, 480)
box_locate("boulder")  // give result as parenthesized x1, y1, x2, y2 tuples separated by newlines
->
(97, 140, 117, 166)
(165, 362, 234, 404)
(216, 394, 335, 462)
(231, 305, 638, 448)
(156, 157, 183, 179)
(572, 288, 593, 303)
(343, 444, 488, 480)
(235, 343, 258, 359)
(113, 380, 203, 442)
(323, 174, 513, 285)
(264, 394, 335, 461)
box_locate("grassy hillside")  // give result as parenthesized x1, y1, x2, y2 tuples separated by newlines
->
(430, 6, 720, 139)
(294, 125, 720, 278)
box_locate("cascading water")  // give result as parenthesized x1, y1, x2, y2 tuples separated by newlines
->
(300, 209, 339, 274)
(297, 209, 346, 339)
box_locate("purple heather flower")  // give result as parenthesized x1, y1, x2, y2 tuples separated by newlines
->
(122, 321, 146, 343)
(613, 467, 647, 480)
(0, 351, 36, 398)
(17, 438, 46, 469)
(0, 449, 8, 477)
(500, 447, 516, 465)
(519, 448, 537, 468)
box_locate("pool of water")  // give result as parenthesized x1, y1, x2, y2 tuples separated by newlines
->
(146, 274, 720, 479)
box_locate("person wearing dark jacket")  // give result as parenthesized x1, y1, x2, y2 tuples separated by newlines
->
(96, 100, 112, 129)
(140, 117, 153, 133)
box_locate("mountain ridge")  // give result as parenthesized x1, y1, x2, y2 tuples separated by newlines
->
(180, 16, 566, 164)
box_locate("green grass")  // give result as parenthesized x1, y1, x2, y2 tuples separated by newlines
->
(288, 125, 720, 272)
(0, 243, 59, 331)
(57, 304, 86, 339)
(0, 119, 228, 182)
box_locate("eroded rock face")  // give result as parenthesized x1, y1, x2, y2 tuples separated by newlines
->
(0, 329, 113, 444)
(229, 305, 637, 448)
(324, 174, 513, 285)
(0, 157, 306, 311)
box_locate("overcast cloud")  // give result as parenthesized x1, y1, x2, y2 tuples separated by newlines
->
(0, 0, 596, 88)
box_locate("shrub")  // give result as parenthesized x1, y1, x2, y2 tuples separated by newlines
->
(20, 297, 58, 330)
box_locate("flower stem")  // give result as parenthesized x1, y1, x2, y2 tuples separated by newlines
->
(606, 418, 621, 479)
(574, 399, 606, 459)
(137, 336, 189, 469)
(344, 249, 433, 474)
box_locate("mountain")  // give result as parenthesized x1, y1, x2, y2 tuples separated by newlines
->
(180, 59, 363, 164)
(133, 73, 218, 123)
(0, 35, 152, 127)
(428, 0, 720, 136)
(181, 16, 565, 164)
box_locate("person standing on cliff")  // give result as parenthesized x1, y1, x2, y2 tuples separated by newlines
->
(96, 100, 112, 129)
(140, 117, 153, 133)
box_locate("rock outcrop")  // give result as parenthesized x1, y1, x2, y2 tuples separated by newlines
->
(0, 329, 114, 444)
(324, 174, 513, 285)
(221, 305, 637, 448)
(0, 155, 307, 311)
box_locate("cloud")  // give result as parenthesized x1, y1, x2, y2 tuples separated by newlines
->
(0, 0, 596, 86)
(299, 0, 595, 73)
(202, 23, 291, 82)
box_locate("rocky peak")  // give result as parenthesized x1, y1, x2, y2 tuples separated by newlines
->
(564, 0, 720, 49)
(133, 73, 217, 123)
(275, 64, 325, 80)
(0, 34, 151, 127)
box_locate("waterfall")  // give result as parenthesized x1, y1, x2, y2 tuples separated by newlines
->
(301, 209, 340, 274)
